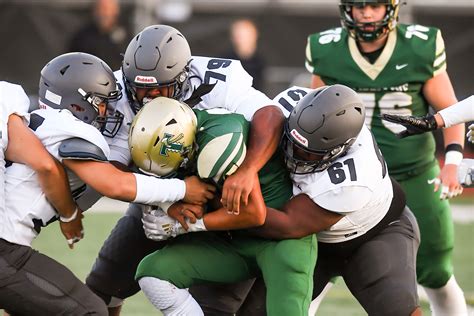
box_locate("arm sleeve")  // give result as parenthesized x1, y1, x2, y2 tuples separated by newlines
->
(133, 173, 186, 205)
(438, 95, 474, 128)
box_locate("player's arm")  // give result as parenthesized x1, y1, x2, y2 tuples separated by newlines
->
(423, 70, 464, 199)
(310, 74, 326, 89)
(142, 174, 266, 241)
(250, 194, 343, 240)
(5, 114, 82, 249)
(180, 173, 266, 231)
(221, 105, 284, 214)
(60, 139, 214, 205)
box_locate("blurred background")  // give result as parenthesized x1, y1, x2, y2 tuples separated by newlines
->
(1, 0, 473, 151)
(0, 1, 472, 315)
(1, 0, 472, 97)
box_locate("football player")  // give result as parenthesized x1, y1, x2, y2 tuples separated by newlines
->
(305, 1, 467, 314)
(85, 24, 285, 315)
(127, 97, 316, 316)
(0, 53, 212, 315)
(1, 81, 82, 248)
(255, 85, 421, 315)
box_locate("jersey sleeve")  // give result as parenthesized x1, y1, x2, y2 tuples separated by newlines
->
(272, 86, 312, 117)
(305, 35, 316, 74)
(433, 29, 447, 77)
(1, 82, 31, 149)
(198, 58, 273, 121)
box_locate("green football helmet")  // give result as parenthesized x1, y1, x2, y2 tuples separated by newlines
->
(129, 97, 197, 177)
(339, 0, 400, 42)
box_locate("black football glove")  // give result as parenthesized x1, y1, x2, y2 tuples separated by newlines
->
(380, 113, 438, 138)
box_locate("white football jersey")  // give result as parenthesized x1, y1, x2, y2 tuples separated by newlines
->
(0, 81, 30, 231)
(1, 108, 110, 246)
(274, 86, 393, 243)
(108, 56, 272, 166)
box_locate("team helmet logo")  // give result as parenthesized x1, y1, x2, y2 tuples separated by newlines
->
(290, 129, 308, 147)
(160, 133, 184, 156)
(135, 76, 157, 84)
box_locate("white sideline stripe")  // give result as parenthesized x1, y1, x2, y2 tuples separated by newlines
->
(89, 198, 474, 223)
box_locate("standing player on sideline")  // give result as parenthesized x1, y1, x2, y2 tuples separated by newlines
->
(85, 24, 284, 315)
(0, 53, 212, 315)
(305, 1, 467, 314)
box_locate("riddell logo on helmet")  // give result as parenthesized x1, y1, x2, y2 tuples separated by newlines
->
(135, 76, 157, 84)
(291, 129, 308, 147)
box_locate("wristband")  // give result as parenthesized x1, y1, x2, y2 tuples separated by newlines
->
(59, 207, 79, 223)
(159, 201, 174, 215)
(445, 148, 463, 166)
(445, 143, 463, 154)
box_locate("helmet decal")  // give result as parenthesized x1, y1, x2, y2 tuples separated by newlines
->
(135, 75, 158, 84)
(160, 133, 185, 156)
(290, 129, 309, 147)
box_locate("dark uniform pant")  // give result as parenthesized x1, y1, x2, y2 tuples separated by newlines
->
(0, 238, 107, 316)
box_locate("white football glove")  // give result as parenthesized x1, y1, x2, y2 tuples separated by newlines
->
(458, 159, 474, 188)
(467, 123, 474, 144)
(142, 206, 186, 241)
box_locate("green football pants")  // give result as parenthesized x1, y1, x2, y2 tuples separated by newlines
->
(136, 232, 317, 316)
(399, 163, 454, 288)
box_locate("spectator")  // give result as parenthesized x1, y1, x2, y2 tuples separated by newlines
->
(68, 0, 128, 70)
(223, 18, 265, 91)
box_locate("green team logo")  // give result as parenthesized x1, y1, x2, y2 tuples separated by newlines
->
(160, 133, 184, 156)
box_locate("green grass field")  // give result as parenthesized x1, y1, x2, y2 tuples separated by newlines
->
(4, 206, 473, 315)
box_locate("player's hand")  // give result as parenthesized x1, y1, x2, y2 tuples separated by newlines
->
(428, 164, 463, 200)
(458, 159, 474, 188)
(380, 113, 438, 138)
(467, 123, 474, 144)
(142, 206, 185, 241)
(221, 167, 255, 215)
(183, 176, 216, 204)
(167, 202, 204, 230)
(59, 209, 84, 250)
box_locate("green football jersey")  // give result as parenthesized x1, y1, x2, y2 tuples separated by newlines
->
(194, 109, 292, 208)
(306, 24, 447, 178)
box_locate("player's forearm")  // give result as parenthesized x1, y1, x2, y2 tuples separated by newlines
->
(65, 160, 186, 204)
(240, 106, 284, 173)
(251, 207, 311, 240)
(442, 124, 465, 150)
(37, 157, 77, 219)
(203, 206, 265, 231)
(204, 192, 266, 230)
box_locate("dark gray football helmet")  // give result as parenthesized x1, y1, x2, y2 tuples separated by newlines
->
(39, 52, 123, 137)
(122, 24, 192, 113)
(281, 84, 365, 174)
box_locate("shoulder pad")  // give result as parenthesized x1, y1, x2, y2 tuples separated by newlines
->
(59, 137, 107, 162)
(197, 132, 246, 185)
